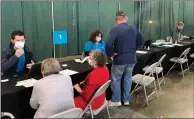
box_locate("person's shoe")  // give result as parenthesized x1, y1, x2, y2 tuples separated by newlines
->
(108, 101, 122, 107)
(124, 101, 130, 106)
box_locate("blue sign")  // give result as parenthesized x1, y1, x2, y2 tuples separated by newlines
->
(53, 31, 67, 44)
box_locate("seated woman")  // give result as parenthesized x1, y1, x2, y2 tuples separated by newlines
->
(1, 30, 35, 77)
(30, 58, 75, 118)
(74, 50, 109, 110)
(84, 30, 106, 56)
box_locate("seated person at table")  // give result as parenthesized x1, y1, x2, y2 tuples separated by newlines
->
(74, 50, 109, 110)
(30, 58, 75, 118)
(84, 30, 106, 56)
(1, 30, 35, 76)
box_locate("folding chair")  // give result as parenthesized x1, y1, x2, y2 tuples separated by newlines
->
(189, 53, 194, 68)
(143, 54, 166, 90)
(167, 48, 191, 78)
(49, 108, 82, 118)
(81, 80, 111, 119)
(1, 112, 14, 119)
(131, 62, 159, 106)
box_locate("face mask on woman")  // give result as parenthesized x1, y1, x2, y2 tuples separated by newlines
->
(96, 37, 101, 42)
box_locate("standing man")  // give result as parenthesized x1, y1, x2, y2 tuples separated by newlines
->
(106, 10, 144, 106)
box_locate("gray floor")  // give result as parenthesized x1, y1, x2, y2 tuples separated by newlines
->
(97, 69, 194, 118)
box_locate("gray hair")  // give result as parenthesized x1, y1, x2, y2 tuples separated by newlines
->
(41, 58, 61, 76)
(90, 50, 107, 67)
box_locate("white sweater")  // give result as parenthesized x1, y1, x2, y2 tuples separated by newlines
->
(30, 74, 75, 118)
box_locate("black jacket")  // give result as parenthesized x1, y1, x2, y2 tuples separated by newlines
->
(1, 43, 35, 76)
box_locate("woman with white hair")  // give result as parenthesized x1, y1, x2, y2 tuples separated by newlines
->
(74, 50, 110, 110)
(30, 58, 75, 118)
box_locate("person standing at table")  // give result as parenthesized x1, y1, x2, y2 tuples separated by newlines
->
(1, 30, 35, 77)
(84, 30, 106, 56)
(30, 58, 75, 118)
(74, 50, 109, 110)
(106, 10, 144, 106)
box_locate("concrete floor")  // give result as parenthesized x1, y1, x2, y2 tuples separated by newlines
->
(94, 69, 194, 118)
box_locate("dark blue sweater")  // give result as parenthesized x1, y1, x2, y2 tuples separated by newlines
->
(106, 23, 144, 65)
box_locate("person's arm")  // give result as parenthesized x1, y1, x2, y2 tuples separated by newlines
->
(102, 41, 106, 52)
(80, 74, 97, 102)
(1, 49, 18, 73)
(106, 29, 117, 57)
(26, 49, 36, 69)
(136, 28, 145, 49)
(74, 84, 83, 93)
(29, 51, 37, 63)
(30, 83, 39, 109)
(84, 41, 93, 53)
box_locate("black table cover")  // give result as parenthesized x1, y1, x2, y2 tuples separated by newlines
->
(1, 40, 194, 118)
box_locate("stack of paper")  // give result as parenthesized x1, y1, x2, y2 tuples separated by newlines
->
(59, 69, 79, 76)
(136, 50, 148, 54)
(16, 78, 37, 87)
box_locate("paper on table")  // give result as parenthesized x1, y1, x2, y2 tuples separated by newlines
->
(74, 57, 89, 63)
(163, 45, 175, 47)
(152, 42, 161, 45)
(62, 64, 68, 67)
(16, 78, 37, 87)
(174, 44, 183, 46)
(136, 50, 147, 54)
(59, 69, 78, 76)
(1, 79, 9, 82)
(74, 59, 82, 63)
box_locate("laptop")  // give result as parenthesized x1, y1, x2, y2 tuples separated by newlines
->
(27, 63, 42, 79)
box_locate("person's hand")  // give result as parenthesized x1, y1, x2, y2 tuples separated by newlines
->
(26, 60, 35, 69)
(111, 53, 118, 60)
(15, 48, 24, 57)
(74, 84, 83, 93)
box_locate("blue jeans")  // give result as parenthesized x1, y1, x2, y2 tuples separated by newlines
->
(111, 64, 135, 102)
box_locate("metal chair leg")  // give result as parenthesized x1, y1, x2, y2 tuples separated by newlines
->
(167, 63, 177, 75)
(154, 81, 158, 98)
(131, 84, 139, 95)
(143, 85, 149, 106)
(161, 71, 165, 85)
(90, 106, 94, 119)
(187, 61, 190, 73)
(189, 61, 194, 68)
(106, 106, 110, 118)
(156, 73, 161, 90)
(180, 64, 184, 78)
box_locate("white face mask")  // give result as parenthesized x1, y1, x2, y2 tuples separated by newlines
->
(96, 37, 101, 42)
(15, 41, 25, 49)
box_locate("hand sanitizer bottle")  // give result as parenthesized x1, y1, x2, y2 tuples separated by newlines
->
(147, 46, 150, 50)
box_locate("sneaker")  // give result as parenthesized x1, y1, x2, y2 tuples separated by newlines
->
(108, 101, 122, 107)
(124, 101, 130, 106)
